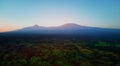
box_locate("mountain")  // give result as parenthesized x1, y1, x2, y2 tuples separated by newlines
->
(1, 23, 120, 34)
(0, 23, 120, 40)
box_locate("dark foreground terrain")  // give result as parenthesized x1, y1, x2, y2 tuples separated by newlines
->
(0, 34, 120, 66)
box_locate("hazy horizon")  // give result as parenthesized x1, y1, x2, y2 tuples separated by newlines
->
(0, 0, 120, 32)
(1, 23, 120, 33)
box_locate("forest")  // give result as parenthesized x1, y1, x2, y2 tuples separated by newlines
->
(0, 35, 120, 66)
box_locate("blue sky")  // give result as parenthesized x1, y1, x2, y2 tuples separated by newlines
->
(0, 0, 120, 31)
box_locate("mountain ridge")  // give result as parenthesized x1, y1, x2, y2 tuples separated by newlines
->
(0, 23, 120, 40)
(1, 23, 120, 33)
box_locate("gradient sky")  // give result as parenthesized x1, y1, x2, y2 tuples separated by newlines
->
(0, 0, 120, 32)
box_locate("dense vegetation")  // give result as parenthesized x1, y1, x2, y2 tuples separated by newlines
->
(0, 39, 120, 66)
(0, 34, 120, 66)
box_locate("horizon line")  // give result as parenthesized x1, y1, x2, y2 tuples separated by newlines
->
(0, 23, 120, 33)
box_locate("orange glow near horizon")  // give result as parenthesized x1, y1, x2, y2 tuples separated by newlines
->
(0, 24, 21, 32)
(0, 27, 17, 32)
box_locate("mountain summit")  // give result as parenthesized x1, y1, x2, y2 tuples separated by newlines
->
(60, 23, 81, 28)
(33, 24, 40, 28)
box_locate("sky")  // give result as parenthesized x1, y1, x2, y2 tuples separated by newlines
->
(0, 0, 120, 32)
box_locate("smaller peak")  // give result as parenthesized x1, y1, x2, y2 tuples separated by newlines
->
(33, 24, 40, 28)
